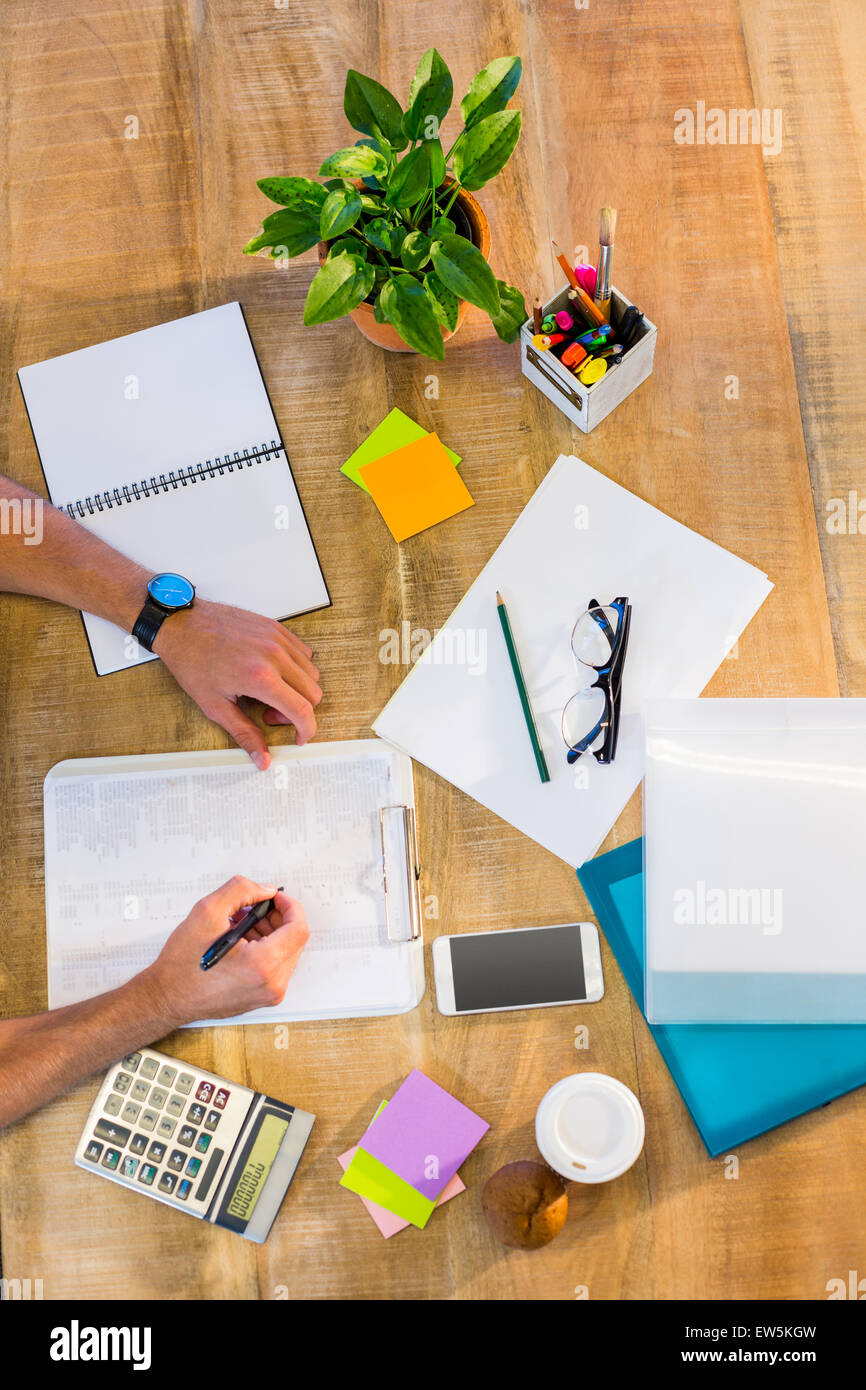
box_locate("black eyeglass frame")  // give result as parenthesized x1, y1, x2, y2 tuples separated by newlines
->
(563, 596, 632, 766)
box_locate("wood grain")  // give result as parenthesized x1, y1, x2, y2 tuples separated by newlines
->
(0, 0, 862, 1300)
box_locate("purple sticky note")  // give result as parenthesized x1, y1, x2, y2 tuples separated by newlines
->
(358, 1069, 489, 1202)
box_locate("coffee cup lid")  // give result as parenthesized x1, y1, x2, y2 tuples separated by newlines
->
(535, 1073, 645, 1183)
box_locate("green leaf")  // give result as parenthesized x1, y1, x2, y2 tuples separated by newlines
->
(426, 137, 446, 188)
(380, 274, 444, 359)
(401, 229, 431, 270)
(303, 252, 375, 325)
(318, 145, 388, 180)
(389, 223, 408, 258)
(424, 271, 459, 332)
(329, 235, 367, 259)
(365, 217, 393, 253)
(489, 279, 527, 342)
(319, 187, 362, 239)
(243, 207, 321, 257)
(452, 110, 522, 190)
(256, 177, 327, 209)
(403, 48, 453, 140)
(430, 233, 500, 314)
(344, 69, 408, 151)
(429, 214, 456, 239)
(354, 138, 387, 190)
(373, 289, 388, 324)
(359, 192, 384, 212)
(459, 56, 522, 128)
(385, 144, 431, 208)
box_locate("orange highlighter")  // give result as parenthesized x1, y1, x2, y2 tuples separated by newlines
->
(551, 241, 607, 328)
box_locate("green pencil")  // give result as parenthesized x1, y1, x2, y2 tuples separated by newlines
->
(496, 591, 550, 784)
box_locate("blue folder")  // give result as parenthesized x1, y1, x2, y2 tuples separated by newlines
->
(577, 838, 866, 1155)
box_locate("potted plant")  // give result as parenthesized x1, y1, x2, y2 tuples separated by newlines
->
(243, 49, 526, 360)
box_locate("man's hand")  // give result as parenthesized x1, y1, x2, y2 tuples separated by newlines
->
(0, 475, 323, 771)
(143, 876, 311, 1026)
(153, 600, 322, 769)
(0, 877, 311, 1128)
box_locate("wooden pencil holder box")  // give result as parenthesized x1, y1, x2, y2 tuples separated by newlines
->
(520, 285, 657, 433)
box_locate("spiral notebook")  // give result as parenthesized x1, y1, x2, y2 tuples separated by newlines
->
(17, 302, 330, 675)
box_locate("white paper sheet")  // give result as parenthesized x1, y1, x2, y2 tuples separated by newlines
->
(373, 455, 773, 867)
(18, 302, 329, 674)
(44, 742, 423, 1023)
(644, 698, 866, 1022)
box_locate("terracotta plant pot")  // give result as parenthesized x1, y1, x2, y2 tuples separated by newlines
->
(317, 181, 491, 354)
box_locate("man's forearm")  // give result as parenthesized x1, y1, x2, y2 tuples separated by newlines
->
(0, 968, 183, 1129)
(0, 475, 148, 631)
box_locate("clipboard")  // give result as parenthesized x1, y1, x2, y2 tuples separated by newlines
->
(43, 740, 426, 1023)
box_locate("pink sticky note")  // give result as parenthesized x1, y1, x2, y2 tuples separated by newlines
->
(337, 1146, 465, 1238)
(358, 1069, 489, 1203)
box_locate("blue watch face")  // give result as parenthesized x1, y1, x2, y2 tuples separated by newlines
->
(148, 573, 195, 609)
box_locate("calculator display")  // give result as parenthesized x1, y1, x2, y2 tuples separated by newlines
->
(226, 1113, 288, 1222)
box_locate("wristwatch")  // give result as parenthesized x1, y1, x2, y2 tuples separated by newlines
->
(132, 572, 196, 652)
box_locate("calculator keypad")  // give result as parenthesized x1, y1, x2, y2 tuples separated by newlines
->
(77, 1048, 251, 1221)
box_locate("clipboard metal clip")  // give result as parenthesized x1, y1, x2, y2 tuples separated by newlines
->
(379, 804, 422, 944)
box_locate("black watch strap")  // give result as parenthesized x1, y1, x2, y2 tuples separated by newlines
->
(132, 598, 169, 653)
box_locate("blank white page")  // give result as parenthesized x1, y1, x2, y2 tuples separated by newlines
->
(374, 454, 773, 867)
(18, 302, 329, 673)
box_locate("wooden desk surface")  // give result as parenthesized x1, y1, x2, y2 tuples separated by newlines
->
(1, 0, 864, 1301)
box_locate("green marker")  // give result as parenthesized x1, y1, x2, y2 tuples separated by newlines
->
(496, 591, 550, 784)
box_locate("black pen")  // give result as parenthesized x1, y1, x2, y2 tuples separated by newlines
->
(199, 889, 283, 971)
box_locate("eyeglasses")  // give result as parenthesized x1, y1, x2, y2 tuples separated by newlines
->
(561, 597, 632, 765)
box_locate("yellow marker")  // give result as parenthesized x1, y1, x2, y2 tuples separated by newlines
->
(532, 333, 564, 351)
(578, 357, 607, 386)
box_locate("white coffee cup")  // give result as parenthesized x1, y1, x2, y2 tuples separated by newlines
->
(535, 1073, 645, 1183)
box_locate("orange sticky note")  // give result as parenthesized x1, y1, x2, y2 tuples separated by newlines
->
(358, 433, 474, 543)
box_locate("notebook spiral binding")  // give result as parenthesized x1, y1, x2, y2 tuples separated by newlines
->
(59, 439, 284, 519)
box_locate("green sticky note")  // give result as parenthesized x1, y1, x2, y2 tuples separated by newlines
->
(339, 1146, 437, 1228)
(341, 407, 461, 493)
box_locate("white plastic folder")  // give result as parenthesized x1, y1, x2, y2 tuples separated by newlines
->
(644, 699, 866, 1023)
(374, 455, 773, 867)
(43, 741, 424, 1024)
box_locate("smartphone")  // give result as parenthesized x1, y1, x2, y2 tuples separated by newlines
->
(433, 922, 604, 1016)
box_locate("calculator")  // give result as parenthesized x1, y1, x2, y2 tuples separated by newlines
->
(75, 1046, 315, 1242)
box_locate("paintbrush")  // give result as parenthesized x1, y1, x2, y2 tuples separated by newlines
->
(593, 206, 617, 322)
